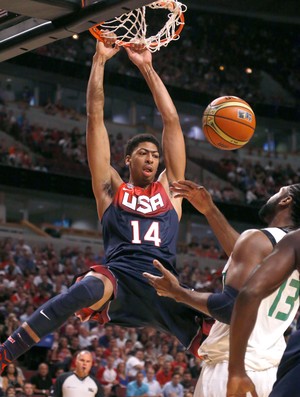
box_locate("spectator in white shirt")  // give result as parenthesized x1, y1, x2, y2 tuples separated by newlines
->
(126, 349, 145, 380)
(143, 368, 162, 397)
(78, 326, 92, 349)
(116, 328, 128, 349)
(96, 355, 118, 397)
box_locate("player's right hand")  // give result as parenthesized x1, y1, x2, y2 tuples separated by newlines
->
(226, 374, 258, 397)
(143, 259, 181, 299)
(94, 30, 119, 61)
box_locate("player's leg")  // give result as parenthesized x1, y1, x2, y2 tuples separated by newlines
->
(193, 364, 207, 397)
(269, 363, 300, 397)
(0, 273, 113, 372)
(195, 362, 276, 397)
(246, 366, 277, 397)
(194, 362, 227, 397)
(269, 330, 300, 397)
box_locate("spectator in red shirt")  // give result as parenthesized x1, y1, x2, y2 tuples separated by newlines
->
(156, 361, 173, 387)
(171, 351, 188, 372)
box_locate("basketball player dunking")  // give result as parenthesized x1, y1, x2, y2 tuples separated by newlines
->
(0, 38, 207, 372)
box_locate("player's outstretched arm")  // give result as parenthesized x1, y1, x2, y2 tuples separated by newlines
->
(143, 260, 212, 317)
(171, 180, 240, 256)
(86, 38, 120, 219)
(227, 231, 298, 397)
(144, 228, 279, 325)
(124, 46, 185, 185)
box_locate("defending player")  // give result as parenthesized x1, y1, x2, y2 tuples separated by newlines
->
(227, 229, 300, 397)
(144, 180, 300, 397)
(0, 38, 205, 372)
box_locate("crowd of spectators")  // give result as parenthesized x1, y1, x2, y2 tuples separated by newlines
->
(33, 10, 299, 108)
(0, 236, 226, 397)
(220, 156, 300, 204)
(0, 100, 131, 179)
(195, 155, 300, 206)
(0, 231, 298, 397)
(1, 3, 299, 213)
(1, 99, 300, 209)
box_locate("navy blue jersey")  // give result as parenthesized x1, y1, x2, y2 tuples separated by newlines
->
(76, 181, 203, 354)
(102, 181, 179, 274)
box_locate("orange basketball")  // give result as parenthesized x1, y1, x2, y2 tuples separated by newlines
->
(202, 96, 256, 150)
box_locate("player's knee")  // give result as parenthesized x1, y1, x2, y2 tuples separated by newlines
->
(51, 276, 105, 316)
(26, 277, 106, 338)
(73, 275, 105, 304)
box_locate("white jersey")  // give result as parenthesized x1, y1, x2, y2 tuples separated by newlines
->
(198, 227, 300, 371)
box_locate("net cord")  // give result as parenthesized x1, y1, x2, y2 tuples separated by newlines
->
(89, 0, 187, 52)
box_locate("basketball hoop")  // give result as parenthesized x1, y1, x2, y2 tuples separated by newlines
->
(89, 0, 187, 52)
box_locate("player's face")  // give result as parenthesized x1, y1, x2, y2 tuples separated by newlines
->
(126, 142, 160, 186)
(76, 353, 93, 376)
(259, 186, 290, 223)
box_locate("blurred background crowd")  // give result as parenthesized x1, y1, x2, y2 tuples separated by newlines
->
(0, 236, 298, 397)
(33, 11, 299, 109)
(0, 236, 225, 397)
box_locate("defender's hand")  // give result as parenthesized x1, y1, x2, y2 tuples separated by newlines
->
(227, 374, 258, 397)
(143, 259, 181, 299)
(171, 180, 214, 215)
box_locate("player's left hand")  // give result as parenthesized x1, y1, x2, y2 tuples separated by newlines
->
(143, 259, 181, 298)
(226, 373, 258, 397)
(124, 43, 152, 67)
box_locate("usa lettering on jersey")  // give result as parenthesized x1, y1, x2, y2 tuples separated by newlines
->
(122, 191, 165, 214)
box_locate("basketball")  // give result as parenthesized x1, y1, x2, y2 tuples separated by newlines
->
(202, 96, 256, 150)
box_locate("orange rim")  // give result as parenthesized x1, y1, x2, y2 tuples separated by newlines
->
(150, 12, 185, 48)
(88, 0, 185, 48)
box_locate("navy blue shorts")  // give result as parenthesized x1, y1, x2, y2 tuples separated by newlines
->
(269, 330, 300, 397)
(74, 261, 207, 356)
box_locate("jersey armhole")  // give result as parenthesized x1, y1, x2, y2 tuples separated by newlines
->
(261, 229, 277, 247)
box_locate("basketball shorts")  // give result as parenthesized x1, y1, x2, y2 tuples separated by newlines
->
(194, 361, 277, 397)
(73, 262, 205, 355)
(269, 330, 300, 397)
(269, 362, 300, 397)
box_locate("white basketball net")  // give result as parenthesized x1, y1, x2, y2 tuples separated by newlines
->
(89, 0, 187, 52)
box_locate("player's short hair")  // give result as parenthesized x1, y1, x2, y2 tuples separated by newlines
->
(288, 183, 300, 227)
(125, 133, 160, 156)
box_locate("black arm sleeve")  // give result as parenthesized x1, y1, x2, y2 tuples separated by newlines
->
(207, 285, 239, 324)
